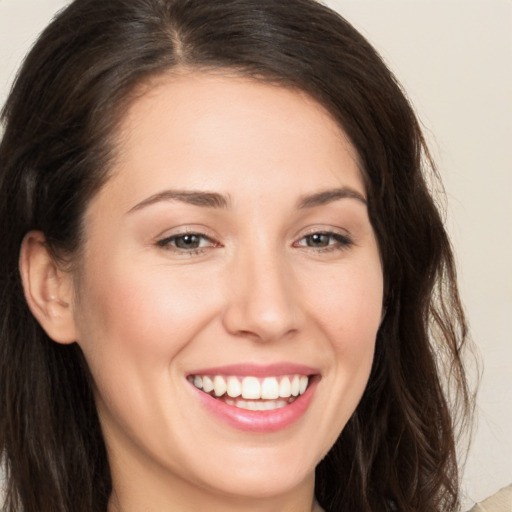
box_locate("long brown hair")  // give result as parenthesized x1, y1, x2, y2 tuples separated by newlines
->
(0, 1, 473, 511)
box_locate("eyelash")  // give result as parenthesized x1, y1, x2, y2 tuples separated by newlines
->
(156, 230, 353, 255)
(156, 231, 218, 255)
(293, 231, 354, 252)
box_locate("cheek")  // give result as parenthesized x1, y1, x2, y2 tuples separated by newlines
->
(290, 259, 383, 454)
(304, 260, 383, 351)
(71, 260, 223, 451)
(78, 263, 199, 349)
(303, 258, 382, 398)
(72, 259, 217, 399)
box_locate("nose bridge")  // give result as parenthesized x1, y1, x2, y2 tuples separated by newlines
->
(222, 240, 299, 342)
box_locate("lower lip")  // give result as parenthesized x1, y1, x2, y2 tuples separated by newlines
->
(190, 377, 318, 433)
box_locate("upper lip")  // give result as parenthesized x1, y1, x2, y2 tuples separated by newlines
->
(187, 362, 319, 377)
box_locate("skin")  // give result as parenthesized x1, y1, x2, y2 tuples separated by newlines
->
(22, 72, 383, 511)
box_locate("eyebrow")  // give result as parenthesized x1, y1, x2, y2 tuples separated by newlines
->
(297, 187, 367, 209)
(128, 189, 230, 213)
(127, 186, 366, 214)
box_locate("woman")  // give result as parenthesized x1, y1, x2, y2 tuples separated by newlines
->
(0, 0, 472, 511)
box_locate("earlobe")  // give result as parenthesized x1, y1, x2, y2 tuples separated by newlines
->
(19, 231, 77, 344)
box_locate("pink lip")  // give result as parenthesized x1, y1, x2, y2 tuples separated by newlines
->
(187, 362, 318, 378)
(187, 363, 320, 433)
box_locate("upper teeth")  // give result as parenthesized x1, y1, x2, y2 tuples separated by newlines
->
(191, 375, 309, 400)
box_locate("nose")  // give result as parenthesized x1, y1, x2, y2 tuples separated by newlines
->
(221, 248, 300, 342)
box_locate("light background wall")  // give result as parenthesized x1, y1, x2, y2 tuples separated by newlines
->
(1, 0, 511, 508)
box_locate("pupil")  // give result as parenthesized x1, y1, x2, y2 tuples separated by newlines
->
(309, 233, 329, 247)
(176, 235, 200, 249)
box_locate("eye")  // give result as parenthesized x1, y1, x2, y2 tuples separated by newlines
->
(157, 232, 217, 253)
(295, 231, 353, 251)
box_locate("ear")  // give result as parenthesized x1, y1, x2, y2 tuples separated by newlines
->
(19, 231, 77, 344)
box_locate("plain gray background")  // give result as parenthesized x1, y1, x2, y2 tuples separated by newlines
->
(1, 0, 511, 508)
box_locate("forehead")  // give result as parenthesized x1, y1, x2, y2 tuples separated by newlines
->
(95, 71, 364, 211)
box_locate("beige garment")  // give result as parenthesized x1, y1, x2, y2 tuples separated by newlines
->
(468, 484, 512, 512)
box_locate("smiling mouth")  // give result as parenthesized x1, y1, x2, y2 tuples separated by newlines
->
(188, 374, 310, 411)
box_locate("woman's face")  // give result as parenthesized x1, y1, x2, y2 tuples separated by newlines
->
(71, 72, 383, 506)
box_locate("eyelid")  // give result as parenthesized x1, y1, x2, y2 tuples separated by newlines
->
(155, 226, 222, 254)
(292, 226, 354, 251)
(157, 233, 214, 247)
(155, 224, 218, 242)
(293, 225, 352, 241)
(153, 225, 354, 255)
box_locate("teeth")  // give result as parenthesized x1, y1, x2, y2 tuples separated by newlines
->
(279, 376, 292, 398)
(213, 375, 227, 397)
(241, 376, 260, 399)
(226, 376, 242, 398)
(261, 377, 279, 399)
(299, 376, 308, 394)
(225, 398, 289, 411)
(291, 375, 300, 396)
(202, 376, 214, 393)
(244, 400, 257, 411)
(191, 374, 310, 400)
